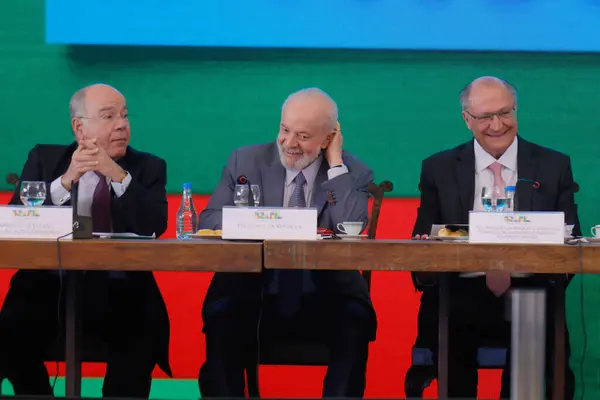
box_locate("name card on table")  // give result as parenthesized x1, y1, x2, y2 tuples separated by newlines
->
(469, 211, 565, 244)
(222, 206, 317, 240)
(0, 206, 73, 240)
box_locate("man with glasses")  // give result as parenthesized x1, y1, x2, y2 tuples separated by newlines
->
(0, 83, 171, 397)
(409, 76, 579, 398)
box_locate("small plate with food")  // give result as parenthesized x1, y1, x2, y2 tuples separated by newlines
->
(189, 229, 223, 239)
(429, 224, 469, 241)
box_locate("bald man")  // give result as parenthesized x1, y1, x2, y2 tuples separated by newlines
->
(198, 88, 376, 397)
(0, 84, 171, 397)
(409, 77, 579, 398)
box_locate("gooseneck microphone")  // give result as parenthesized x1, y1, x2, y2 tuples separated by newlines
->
(517, 178, 541, 189)
(236, 175, 255, 206)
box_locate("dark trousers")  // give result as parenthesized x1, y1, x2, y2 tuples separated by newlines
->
(416, 277, 574, 399)
(0, 271, 157, 398)
(200, 294, 370, 397)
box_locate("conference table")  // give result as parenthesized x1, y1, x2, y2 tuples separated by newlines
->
(263, 239, 600, 400)
(0, 238, 264, 397)
(1, 238, 599, 398)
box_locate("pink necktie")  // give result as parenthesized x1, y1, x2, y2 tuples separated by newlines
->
(488, 161, 506, 188)
(486, 162, 511, 296)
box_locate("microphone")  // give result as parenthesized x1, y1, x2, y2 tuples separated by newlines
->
(236, 175, 255, 206)
(518, 178, 541, 189)
(71, 180, 93, 239)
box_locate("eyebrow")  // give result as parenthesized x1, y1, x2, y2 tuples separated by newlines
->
(481, 107, 513, 115)
(98, 106, 128, 113)
(282, 124, 309, 133)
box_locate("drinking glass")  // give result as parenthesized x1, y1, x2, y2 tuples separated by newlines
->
(234, 184, 249, 206)
(250, 185, 261, 207)
(20, 181, 46, 207)
(481, 186, 506, 212)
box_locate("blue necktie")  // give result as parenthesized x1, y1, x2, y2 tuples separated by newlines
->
(277, 172, 306, 317)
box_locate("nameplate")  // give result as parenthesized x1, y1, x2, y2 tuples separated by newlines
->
(0, 206, 73, 240)
(222, 206, 317, 240)
(469, 211, 565, 244)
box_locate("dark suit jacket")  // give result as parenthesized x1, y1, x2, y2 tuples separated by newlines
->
(412, 137, 581, 292)
(8, 142, 172, 376)
(200, 141, 377, 341)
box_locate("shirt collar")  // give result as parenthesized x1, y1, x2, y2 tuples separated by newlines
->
(474, 136, 518, 173)
(285, 154, 323, 188)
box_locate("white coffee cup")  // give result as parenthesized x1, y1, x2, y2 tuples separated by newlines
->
(337, 222, 363, 236)
(591, 225, 600, 238)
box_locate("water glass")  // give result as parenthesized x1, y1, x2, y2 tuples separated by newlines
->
(250, 185, 261, 206)
(481, 186, 507, 212)
(20, 181, 47, 207)
(234, 184, 249, 206)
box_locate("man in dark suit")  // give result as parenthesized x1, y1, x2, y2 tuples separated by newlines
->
(198, 88, 376, 397)
(0, 84, 171, 397)
(411, 76, 579, 398)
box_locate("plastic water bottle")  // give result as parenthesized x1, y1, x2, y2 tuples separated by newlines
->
(176, 182, 197, 240)
(505, 185, 516, 212)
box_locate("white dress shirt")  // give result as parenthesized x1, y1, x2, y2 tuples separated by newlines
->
(472, 136, 518, 212)
(50, 171, 132, 218)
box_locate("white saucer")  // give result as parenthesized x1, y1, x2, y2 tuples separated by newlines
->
(338, 234, 367, 240)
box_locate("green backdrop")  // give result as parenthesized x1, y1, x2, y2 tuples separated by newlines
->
(2, 0, 600, 397)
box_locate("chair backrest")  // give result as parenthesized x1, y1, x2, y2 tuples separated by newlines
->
(362, 180, 393, 290)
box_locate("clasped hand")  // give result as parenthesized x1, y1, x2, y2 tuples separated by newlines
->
(61, 139, 126, 190)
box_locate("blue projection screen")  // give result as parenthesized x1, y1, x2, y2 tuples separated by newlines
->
(46, 0, 600, 52)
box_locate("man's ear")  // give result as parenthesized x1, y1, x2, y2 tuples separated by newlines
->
(321, 131, 335, 149)
(461, 111, 472, 130)
(71, 117, 85, 141)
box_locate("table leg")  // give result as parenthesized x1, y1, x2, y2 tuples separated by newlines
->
(437, 273, 449, 399)
(65, 271, 83, 397)
(553, 279, 566, 400)
(511, 289, 546, 400)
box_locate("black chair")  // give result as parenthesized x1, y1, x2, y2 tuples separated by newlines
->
(243, 180, 393, 397)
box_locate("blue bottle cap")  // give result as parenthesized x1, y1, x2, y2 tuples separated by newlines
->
(506, 185, 516, 191)
(183, 182, 192, 189)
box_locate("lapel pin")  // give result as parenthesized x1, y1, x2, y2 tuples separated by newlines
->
(327, 191, 336, 205)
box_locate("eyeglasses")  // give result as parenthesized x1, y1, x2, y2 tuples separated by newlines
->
(78, 112, 130, 124)
(465, 106, 515, 124)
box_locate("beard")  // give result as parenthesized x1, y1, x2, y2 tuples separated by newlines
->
(278, 144, 320, 171)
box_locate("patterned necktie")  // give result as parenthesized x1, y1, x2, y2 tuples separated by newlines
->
(486, 162, 511, 296)
(277, 172, 306, 317)
(92, 172, 111, 232)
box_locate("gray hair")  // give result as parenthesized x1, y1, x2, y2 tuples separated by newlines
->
(459, 76, 517, 110)
(69, 87, 87, 118)
(282, 87, 339, 131)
